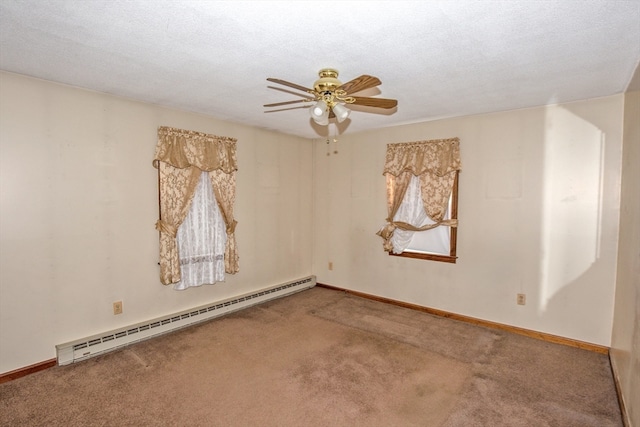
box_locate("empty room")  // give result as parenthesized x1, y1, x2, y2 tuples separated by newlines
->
(1, 1, 638, 426)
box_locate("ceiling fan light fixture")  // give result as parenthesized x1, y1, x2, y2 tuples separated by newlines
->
(310, 101, 326, 117)
(310, 100, 329, 124)
(331, 103, 350, 123)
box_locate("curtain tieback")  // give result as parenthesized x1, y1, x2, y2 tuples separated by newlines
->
(378, 218, 458, 239)
(394, 218, 458, 231)
(155, 219, 177, 237)
(439, 219, 458, 228)
(226, 219, 237, 234)
(376, 222, 397, 240)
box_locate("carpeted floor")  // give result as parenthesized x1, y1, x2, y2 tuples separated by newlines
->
(0, 286, 623, 426)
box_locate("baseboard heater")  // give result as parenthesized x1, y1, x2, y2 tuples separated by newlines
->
(56, 276, 316, 365)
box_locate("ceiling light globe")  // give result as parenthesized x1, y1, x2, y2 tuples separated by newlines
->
(310, 100, 328, 118)
(332, 103, 351, 123)
(310, 100, 329, 125)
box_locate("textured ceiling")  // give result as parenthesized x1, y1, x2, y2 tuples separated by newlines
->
(1, 1, 639, 139)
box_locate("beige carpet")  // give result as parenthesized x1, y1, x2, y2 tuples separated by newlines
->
(0, 286, 622, 426)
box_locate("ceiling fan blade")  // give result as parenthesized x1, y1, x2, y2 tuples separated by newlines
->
(351, 96, 398, 109)
(264, 105, 311, 113)
(264, 99, 313, 107)
(338, 75, 381, 95)
(266, 78, 313, 93)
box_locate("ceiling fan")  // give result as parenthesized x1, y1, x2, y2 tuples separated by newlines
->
(264, 68, 398, 126)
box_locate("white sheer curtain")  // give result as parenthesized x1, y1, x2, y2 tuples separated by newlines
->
(390, 175, 450, 254)
(390, 174, 425, 253)
(174, 171, 226, 290)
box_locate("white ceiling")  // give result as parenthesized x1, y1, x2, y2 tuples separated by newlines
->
(1, 1, 639, 139)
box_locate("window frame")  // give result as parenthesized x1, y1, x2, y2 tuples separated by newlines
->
(389, 171, 459, 263)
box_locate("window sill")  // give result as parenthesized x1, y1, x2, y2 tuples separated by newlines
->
(389, 251, 457, 264)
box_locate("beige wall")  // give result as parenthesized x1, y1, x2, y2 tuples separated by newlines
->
(313, 95, 623, 347)
(0, 70, 629, 379)
(0, 72, 313, 373)
(610, 67, 640, 426)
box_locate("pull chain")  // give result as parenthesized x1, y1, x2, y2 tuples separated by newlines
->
(325, 124, 339, 156)
(332, 123, 338, 155)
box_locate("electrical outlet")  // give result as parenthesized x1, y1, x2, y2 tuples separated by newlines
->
(113, 301, 123, 315)
(328, 262, 333, 271)
(517, 294, 526, 306)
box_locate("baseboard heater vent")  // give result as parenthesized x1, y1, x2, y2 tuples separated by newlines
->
(56, 276, 316, 365)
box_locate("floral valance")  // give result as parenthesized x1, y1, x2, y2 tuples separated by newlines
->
(153, 126, 238, 173)
(383, 138, 461, 177)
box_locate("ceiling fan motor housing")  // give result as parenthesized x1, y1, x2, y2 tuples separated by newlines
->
(313, 68, 342, 94)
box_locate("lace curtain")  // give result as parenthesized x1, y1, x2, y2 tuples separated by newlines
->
(174, 171, 226, 290)
(153, 126, 239, 286)
(377, 138, 461, 253)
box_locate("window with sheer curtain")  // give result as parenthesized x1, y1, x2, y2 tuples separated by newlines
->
(377, 138, 461, 263)
(153, 126, 239, 290)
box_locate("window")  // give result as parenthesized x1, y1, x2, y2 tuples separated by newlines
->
(390, 171, 458, 263)
(153, 126, 239, 288)
(377, 138, 461, 263)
